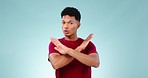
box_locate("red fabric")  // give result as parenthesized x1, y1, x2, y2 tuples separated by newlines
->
(49, 38, 97, 78)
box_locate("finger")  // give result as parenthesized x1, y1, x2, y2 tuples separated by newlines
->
(54, 47, 58, 51)
(54, 47, 66, 54)
(86, 33, 93, 41)
(50, 37, 57, 44)
(50, 37, 62, 46)
(54, 47, 62, 52)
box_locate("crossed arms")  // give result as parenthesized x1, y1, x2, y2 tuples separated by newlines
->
(48, 34, 100, 69)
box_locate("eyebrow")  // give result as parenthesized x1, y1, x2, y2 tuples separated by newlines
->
(62, 20, 74, 23)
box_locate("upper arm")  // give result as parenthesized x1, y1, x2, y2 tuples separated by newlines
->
(87, 41, 97, 54)
(89, 53, 100, 67)
(48, 53, 60, 62)
(48, 41, 60, 61)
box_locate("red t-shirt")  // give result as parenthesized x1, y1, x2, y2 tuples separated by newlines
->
(49, 37, 97, 78)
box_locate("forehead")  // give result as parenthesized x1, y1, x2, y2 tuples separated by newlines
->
(62, 15, 76, 21)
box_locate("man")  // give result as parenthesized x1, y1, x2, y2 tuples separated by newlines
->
(48, 7, 100, 78)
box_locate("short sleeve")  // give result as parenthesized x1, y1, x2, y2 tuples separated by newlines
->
(48, 42, 59, 55)
(87, 41, 97, 54)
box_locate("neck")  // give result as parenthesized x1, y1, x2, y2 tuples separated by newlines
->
(65, 35, 78, 41)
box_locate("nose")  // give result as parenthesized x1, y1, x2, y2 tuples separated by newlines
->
(63, 23, 68, 29)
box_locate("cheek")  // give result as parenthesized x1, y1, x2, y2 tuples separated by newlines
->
(71, 26, 77, 31)
(61, 25, 64, 30)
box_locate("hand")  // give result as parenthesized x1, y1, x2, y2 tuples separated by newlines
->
(50, 33, 93, 54)
(76, 34, 93, 52)
(50, 37, 71, 54)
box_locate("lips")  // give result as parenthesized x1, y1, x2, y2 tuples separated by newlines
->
(64, 30, 69, 34)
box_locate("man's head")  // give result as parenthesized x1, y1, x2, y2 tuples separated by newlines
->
(61, 7, 81, 39)
(61, 7, 81, 22)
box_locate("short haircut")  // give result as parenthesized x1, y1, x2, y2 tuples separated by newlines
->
(61, 7, 81, 22)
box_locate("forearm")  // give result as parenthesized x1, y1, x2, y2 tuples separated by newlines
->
(49, 35, 93, 69)
(49, 54, 74, 69)
(67, 49, 99, 68)
(49, 47, 82, 69)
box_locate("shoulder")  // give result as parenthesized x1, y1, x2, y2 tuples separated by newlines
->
(88, 41, 96, 47)
(49, 37, 64, 44)
(49, 37, 64, 48)
(78, 37, 96, 46)
(78, 37, 96, 48)
(77, 37, 85, 42)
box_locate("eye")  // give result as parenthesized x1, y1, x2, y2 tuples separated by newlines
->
(62, 22, 65, 24)
(70, 22, 73, 24)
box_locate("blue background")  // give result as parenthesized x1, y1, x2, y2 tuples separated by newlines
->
(0, 0, 148, 78)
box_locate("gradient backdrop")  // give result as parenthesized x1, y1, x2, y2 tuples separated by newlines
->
(0, 0, 148, 78)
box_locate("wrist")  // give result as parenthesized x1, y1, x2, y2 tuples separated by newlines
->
(67, 48, 79, 56)
(66, 48, 73, 54)
(75, 46, 83, 52)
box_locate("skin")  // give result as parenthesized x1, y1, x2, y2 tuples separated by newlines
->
(62, 15, 80, 41)
(49, 15, 100, 69)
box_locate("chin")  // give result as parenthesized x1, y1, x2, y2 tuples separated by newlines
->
(64, 34, 70, 37)
(64, 34, 71, 37)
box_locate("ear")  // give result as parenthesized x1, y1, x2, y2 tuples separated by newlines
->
(77, 22, 81, 29)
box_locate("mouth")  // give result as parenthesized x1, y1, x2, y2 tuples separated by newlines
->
(64, 30, 69, 34)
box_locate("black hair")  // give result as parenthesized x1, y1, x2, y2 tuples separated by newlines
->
(61, 7, 81, 22)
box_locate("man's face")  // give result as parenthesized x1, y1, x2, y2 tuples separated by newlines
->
(62, 15, 80, 37)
